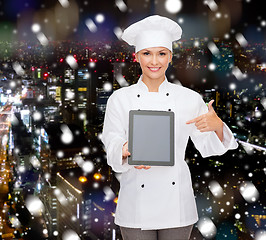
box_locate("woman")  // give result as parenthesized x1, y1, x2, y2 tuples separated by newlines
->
(102, 15, 238, 240)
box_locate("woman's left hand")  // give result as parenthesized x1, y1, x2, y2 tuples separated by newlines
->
(186, 100, 224, 141)
(134, 165, 151, 170)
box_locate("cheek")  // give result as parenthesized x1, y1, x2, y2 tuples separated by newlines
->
(138, 57, 149, 67)
(161, 58, 170, 67)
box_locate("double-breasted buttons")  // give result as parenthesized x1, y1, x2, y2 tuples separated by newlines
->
(172, 182, 175, 185)
(166, 93, 169, 96)
(137, 94, 140, 98)
(141, 184, 144, 188)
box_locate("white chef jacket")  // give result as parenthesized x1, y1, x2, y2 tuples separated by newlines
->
(101, 76, 238, 230)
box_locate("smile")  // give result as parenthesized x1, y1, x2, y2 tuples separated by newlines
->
(148, 67, 161, 72)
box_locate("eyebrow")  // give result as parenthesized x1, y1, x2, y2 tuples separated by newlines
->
(142, 49, 167, 52)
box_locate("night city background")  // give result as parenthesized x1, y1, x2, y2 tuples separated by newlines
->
(0, 0, 265, 239)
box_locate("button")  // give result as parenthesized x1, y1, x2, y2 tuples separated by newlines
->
(141, 184, 144, 188)
(166, 93, 169, 96)
(172, 182, 175, 185)
(137, 94, 140, 98)
(168, 109, 171, 111)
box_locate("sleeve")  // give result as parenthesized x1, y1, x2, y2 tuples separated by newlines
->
(190, 95, 238, 158)
(101, 92, 132, 173)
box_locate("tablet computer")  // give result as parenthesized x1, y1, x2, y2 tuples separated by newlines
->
(128, 110, 174, 166)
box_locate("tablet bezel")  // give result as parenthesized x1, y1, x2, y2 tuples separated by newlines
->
(128, 110, 174, 166)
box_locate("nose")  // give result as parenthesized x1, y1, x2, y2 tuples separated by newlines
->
(151, 55, 158, 65)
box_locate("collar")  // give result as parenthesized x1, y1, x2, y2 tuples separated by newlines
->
(136, 75, 169, 93)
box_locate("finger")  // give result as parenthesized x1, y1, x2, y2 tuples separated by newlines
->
(199, 126, 210, 132)
(208, 100, 215, 112)
(135, 165, 151, 170)
(122, 151, 130, 156)
(194, 117, 206, 126)
(122, 151, 131, 159)
(186, 115, 202, 124)
(186, 118, 197, 124)
(195, 121, 207, 129)
(134, 165, 145, 169)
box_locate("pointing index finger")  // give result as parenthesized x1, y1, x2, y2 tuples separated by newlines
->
(186, 115, 201, 124)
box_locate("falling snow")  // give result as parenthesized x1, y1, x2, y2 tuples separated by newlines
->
(85, 18, 97, 33)
(62, 229, 80, 240)
(115, 0, 128, 12)
(0, 0, 265, 239)
(31, 23, 41, 33)
(197, 216, 217, 238)
(236, 33, 248, 47)
(25, 196, 44, 216)
(82, 160, 94, 173)
(113, 26, 123, 39)
(240, 182, 259, 203)
(165, 0, 182, 14)
(60, 124, 74, 144)
(66, 55, 78, 69)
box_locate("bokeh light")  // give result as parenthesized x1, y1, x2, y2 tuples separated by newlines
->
(165, 0, 182, 14)
(197, 216, 217, 239)
(25, 195, 44, 216)
(240, 181, 259, 203)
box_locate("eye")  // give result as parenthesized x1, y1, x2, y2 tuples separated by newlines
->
(159, 52, 166, 56)
(143, 52, 150, 56)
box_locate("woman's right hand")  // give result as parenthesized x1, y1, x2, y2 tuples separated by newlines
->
(122, 142, 131, 161)
(122, 142, 150, 170)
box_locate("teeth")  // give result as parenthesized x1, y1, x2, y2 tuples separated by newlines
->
(149, 67, 160, 71)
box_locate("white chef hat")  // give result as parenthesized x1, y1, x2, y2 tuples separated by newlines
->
(121, 15, 182, 53)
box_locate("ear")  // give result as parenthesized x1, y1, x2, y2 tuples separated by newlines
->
(168, 51, 173, 63)
(135, 53, 139, 63)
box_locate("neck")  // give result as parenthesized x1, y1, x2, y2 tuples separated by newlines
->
(142, 75, 165, 92)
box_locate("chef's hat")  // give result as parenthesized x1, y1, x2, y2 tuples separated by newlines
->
(121, 15, 182, 53)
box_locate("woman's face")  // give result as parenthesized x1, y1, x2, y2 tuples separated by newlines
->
(135, 47, 172, 82)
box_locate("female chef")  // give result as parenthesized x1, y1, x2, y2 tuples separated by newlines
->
(101, 15, 238, 240)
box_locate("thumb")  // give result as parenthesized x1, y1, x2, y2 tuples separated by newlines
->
(208, 100, 215, 112)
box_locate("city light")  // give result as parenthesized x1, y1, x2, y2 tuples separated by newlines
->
(78, 176, 87, 183)
(93, 173, 102, 180)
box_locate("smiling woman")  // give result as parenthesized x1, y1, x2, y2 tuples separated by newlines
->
(101, 15, 238, 240)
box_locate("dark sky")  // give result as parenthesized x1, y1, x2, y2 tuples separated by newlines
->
(0, 0, 265, 42)
(0, 0, 263, 22)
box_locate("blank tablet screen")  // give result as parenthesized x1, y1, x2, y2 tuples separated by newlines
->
(128, 110, 174, 166)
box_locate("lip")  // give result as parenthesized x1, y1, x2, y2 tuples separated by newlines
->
(148, 67, 161, 72)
